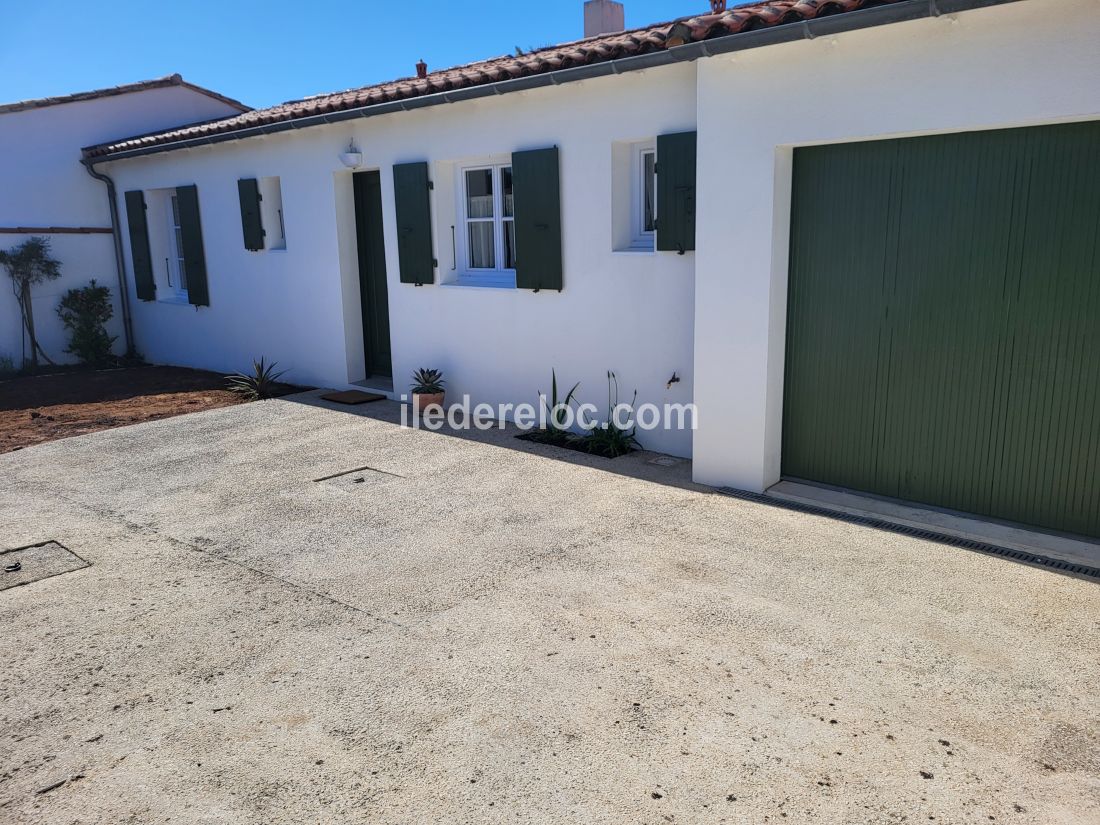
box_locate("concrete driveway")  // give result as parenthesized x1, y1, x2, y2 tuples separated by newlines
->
(1, 393, 1097, 824)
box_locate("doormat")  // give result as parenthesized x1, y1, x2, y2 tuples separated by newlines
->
(320, 390, 386, 405)
(1, 541, 90, 592)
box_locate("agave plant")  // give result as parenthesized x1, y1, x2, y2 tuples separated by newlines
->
(226, 357, 287, 400)
(530, 367, 580, 445)
(584, 420, 640, 458)
(581, 371, 640, 458)
(411, 367, 445, 394)
(545, 369, 579, 431)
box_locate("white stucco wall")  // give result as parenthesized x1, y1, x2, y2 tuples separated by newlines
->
(691, 0, 1100, 490)
(105, 64, 699, 456)
(97, 0, 1099, 476)
(0, 85, 244, 367)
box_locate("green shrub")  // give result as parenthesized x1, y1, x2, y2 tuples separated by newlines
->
(0, 354, 15, 377)
(56, 279, 116, 366)
(525, 368, 580, 446)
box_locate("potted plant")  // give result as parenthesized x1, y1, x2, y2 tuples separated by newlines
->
(410, 367, 445, 413)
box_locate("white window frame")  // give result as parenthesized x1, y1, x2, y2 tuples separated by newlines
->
(629, 141, 657, 251)
(455, 160, 516, 288)
(163, 194, 190, 302)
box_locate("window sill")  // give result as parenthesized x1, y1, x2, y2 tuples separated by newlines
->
(612, 248, 657, 256)
(443, 273, 517, 290)
(155, 294, 192, 306)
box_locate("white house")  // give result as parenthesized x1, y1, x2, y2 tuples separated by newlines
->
(73, 0, 1100, 538)
(0, 74, 248, 367)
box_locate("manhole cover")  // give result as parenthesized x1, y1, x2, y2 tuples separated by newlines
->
(1, 541, 89, 591)
(313, 465, 401, 491)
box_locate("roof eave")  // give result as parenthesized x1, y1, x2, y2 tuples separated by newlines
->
(84, 0, 1024, 164)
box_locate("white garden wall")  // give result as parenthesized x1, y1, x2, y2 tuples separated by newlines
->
(0, 85, 244, 368)
(105, 63, 699, 456)
(0, 232, 117, 369)
(692, 0, 1100, 489)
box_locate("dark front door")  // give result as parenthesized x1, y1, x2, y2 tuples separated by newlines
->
(352, 170, 392, 378)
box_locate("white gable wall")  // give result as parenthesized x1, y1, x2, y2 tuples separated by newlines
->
(0, 85, 243, 368)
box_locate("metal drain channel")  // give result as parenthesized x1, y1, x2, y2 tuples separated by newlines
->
(718, 487, 1100, 582)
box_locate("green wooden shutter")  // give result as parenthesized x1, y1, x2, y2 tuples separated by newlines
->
(392, 162, 435, 285)
(237, 178, 265, 251)
(175, 185, 210, 307)
(123, 190, 155, 301)
(511, 146, 563, 291)
(656, 131, 697, 253)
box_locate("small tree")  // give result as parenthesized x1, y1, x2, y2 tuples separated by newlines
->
(57, 280, 116, 366)
(0, 237, 61, 371)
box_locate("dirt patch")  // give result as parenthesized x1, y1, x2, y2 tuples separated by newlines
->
(0, 366, 248, 453)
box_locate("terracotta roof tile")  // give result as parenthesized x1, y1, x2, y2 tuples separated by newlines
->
(84, 0, 905, 159)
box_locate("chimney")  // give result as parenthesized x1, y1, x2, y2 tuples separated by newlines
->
(584, 0, 625, 38)
(416, 59, 428, 79)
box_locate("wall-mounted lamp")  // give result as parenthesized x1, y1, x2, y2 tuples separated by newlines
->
(339, 141, 363, 169)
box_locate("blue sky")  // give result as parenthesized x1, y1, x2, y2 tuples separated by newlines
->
(2, 1, 706, 109)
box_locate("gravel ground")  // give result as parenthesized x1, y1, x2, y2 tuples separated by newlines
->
(0, 392, 1097, 824)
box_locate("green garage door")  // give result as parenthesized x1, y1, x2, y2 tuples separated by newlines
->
(783, 121, 1100, 537)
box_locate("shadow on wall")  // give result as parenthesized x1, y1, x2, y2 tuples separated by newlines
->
(284, 390, 708, 494)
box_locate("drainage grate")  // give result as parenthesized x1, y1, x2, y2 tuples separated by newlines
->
(1, 541, 90, 591)
(717, 487, 1100, 582)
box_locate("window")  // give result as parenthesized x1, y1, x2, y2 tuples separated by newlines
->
(165, 194, 189, 300)
(460, 163, 514, 283)
(259, 176, 286, 250)
(611, 139, 658, 253)
(631, 142, 657, 250)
